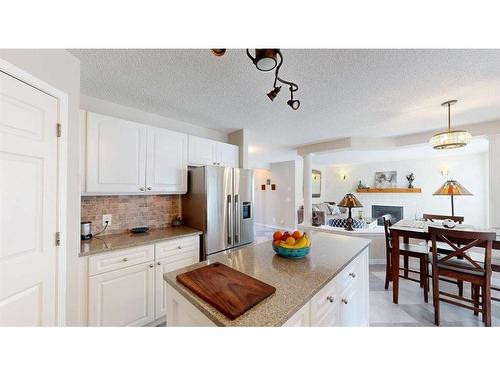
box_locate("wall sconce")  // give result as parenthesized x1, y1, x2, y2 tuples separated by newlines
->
(440, 168, 449, 177)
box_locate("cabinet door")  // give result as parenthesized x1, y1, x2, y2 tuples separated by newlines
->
(188, 135, 217, 166)
(88, 262, 155, 327)
(217, 142, 239, 168)
(154, 255, 198, 320)
(339, 283, 365, 327)
(146, 127, 187, 193)
(86, 112, 147, 193)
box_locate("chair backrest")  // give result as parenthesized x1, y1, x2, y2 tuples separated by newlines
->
(382, 214, 393, 251)
(428, 227, 495, 275)
(423, 213, 464, 224)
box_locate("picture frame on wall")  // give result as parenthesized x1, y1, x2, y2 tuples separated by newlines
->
(374, 171, 397, 188)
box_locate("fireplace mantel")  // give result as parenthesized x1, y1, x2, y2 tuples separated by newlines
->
(356, 188, 421, 193)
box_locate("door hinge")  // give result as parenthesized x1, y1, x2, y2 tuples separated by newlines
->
(55, 232, 61, 246)
(56, 123, 62, 138)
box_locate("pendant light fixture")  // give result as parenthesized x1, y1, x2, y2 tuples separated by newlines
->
(211, 48, 300, 110)
(430, 100, 472, 150)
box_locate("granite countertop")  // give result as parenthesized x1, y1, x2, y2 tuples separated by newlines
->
(80, 226, 202, 257)
(163, 230, 371, 327)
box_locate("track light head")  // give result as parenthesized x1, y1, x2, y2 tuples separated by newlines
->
(287, 99, 300, 110)
(267, 86, 281, 101)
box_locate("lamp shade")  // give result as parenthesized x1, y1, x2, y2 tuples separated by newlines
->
(433, 180, 473, 196)
(338, 193, 363, 208)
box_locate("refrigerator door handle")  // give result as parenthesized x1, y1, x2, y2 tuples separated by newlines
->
(234, 194, 240, 244)
(227, 194, 232, 246)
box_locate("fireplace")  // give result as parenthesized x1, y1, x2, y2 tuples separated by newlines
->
(372, 205, 403, 225)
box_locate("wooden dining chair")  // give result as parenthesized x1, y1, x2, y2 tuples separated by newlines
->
(429, 227, 495, 326)
(383, 215, 429, 303)
(423, 214, 464, 224)
(423, 213, 466, 296)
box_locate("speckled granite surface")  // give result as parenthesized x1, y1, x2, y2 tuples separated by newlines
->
(163, 230, 371, 326)
(80, 227, 202, 256)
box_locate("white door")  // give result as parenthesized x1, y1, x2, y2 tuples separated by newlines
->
(0, 71, 58, 326)
(154, 255, 198, 320)
(217, 142, 239, 168)
(86, 112, 147, 193)
(188, 135, 217, 166)
(88, 262, 155, 327)
(146, 127, 187, 193)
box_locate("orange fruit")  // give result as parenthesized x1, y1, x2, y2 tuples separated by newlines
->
(273, 240, 281, 247)
(291, 230, 302, 240)
(273, 231, 283, 241)
(285, 237, 296, 246)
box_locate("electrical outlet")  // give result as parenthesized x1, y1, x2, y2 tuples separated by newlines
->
(102, 214, 112, 227)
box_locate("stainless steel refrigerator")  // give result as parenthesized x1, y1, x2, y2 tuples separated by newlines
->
(182, 166, 255, 259)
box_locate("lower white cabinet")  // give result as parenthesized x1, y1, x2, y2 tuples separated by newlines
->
(86, 235, 200, 327)
(88, 262, 155, 327)
(165, 247, 369, 327)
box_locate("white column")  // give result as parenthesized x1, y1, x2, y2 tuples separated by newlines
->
(489, 135, 500, 227)
(303, 154, 313, 225)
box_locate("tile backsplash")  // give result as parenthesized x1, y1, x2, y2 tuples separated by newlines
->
(81, 195, 181, 235)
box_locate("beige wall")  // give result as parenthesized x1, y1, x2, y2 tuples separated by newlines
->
(0, 49, 81, 325)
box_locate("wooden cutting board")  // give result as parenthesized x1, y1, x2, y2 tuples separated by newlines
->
(176, 262, 276, 320)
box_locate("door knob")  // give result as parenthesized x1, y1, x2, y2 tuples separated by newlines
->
(342, 298, 348, 304)
(140, 187, 145, 191)
(149, 264, 154, 268)
(123, 257, 128, 262)
(178, 245, 182, 249)
(147, 187, 152, 191)
(157, 262, 161, 266)
(326, 296, 334, 303)
(349, 272, 356, 278)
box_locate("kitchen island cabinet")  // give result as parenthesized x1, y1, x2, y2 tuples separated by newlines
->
(163, 231, 370, 327)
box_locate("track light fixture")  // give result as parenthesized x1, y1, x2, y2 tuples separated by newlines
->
(211, 48, 300, 110)
(267, 86, 281, 101)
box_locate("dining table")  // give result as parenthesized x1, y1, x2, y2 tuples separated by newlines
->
(389, 220, 500, 304)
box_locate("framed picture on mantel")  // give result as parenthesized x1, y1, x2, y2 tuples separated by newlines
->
(374, 171, 397, 188)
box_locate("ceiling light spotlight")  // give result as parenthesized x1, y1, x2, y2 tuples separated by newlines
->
(287, 99, 300, 110)
(211, 48, 300, 110)
(246, 49, 279, 71)
(267, 86, 281, 101)
(211, 49, 226, 57)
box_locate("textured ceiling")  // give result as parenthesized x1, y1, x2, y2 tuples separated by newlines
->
(70, 49, 500, 166)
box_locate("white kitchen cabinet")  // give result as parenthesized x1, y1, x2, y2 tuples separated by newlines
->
(88, 262, 155, 327)
(86, 112, 147, 193)
(217, 142, 239, 168)
(188, 135, 239, 167)
(165, 248, 369, 327)
(188, 135, 218, 166)
(146, 127, 187, 193)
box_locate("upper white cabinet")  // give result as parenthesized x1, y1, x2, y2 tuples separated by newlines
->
(188, 135, 239, 168)
(86, 112, 147, 193)
(146, 127, 187, 193)
(84, 112, 187, 194)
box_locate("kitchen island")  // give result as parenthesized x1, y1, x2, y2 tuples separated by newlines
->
(163, 230, 371, 327)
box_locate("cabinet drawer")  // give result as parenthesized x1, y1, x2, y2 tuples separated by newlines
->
(155, 235, 199, 261)
(335, 254, 362, 292)
(89, 244, 155, 276)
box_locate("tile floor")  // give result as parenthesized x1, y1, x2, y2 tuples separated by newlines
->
(369, 264, 500, 327)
